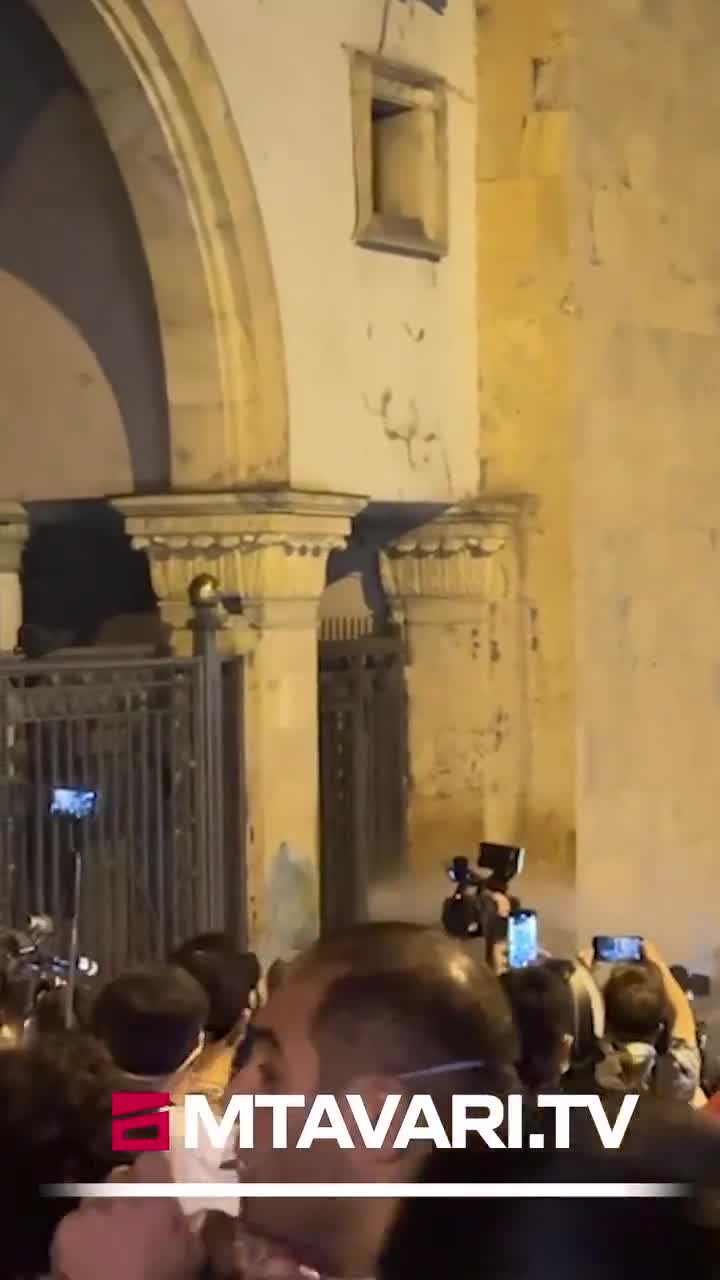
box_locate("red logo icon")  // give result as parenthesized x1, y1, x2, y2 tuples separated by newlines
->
(111, 1092, 171, 1152)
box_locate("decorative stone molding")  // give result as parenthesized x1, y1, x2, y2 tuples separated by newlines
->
(0, 503, 28, 652)
(0, 504, 28, 575)
(115, 491, 367, 630)
(380, 499, 521, 621)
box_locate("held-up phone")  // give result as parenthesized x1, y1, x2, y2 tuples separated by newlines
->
(507, 909, 538, 969)
(48, 787, 98, 821)
(592, 935, 643, 964)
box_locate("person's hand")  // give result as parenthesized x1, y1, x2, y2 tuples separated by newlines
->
(641, 938, 664, 966)
(489, 892, 511, 918)
(577, 947, 594, 970)
(489, 939, 508, 976)
(202, 1212, 322, 1280)
(51, 1151, 204, 1280)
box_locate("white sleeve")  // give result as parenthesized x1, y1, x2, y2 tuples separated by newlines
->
(169, 1112, 240, 1217)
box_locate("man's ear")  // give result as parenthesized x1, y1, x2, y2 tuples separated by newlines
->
(338, 1075, 416, 1175)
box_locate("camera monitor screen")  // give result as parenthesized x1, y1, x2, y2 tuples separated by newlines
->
(49, 788, 98, 820)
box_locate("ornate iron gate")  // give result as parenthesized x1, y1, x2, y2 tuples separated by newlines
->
(0, 581, 246, 975)
(318, 621, 407, 933)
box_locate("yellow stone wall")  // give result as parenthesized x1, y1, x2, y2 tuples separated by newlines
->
(475, 0, 576, 875)
(474, 0, 720, 972)
(187, 0, 479, 503)
(574, 0, 720, 974)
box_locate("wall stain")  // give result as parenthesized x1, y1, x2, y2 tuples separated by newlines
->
(264, 842, 318, 959)
(494, 709, 510, 750)
(363, 388, 450, 486)
(529, 605, 540, 653)
(403, 322, 426, 342)
(668, 262, 695, 284)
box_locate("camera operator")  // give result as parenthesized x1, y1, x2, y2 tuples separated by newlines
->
(577, 939, 703, 1104)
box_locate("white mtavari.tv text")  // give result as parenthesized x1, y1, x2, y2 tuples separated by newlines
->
(183, 1093, 639, 1152)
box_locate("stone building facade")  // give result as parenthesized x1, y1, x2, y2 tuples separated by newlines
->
(0, 0, 493, 964)
(1, 0, 718, 974)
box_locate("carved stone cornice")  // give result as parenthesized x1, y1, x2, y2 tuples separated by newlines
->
(114, 492, 367, 626)
(380, 499, 521, 620)
(0, 503, 29, 574)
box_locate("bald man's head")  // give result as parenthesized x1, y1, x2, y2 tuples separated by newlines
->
(298, 922, 519, 1095)
(230, 923, 519, 1260)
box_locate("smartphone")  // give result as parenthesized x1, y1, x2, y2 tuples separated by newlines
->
(507, 909, 538, 968)
(592, 935, 643, 964)
(48, 787, 98, 820)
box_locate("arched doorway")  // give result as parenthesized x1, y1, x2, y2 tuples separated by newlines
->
(1, 0, 289, 643)
(0, 0, 170, 642)
(0, 0, 170, 501)
(26, 0, 288, 492)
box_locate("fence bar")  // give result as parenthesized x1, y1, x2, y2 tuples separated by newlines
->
(190, 576, 226, 933)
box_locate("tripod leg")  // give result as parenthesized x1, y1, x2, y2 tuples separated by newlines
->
(65, 845, 82, 1029)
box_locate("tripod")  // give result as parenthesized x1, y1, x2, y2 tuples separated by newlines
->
(64, 823, 83, 1029)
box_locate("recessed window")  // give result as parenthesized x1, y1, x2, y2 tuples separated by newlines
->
(350, 53, 448, 261)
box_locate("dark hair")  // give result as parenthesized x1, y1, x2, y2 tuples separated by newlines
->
(501, 964, 574, 1089)
(170, 939, 260, 1041)
(90, 964, 209, 1076)
(381, 1140, 720, 1280)
(604, 963, 673, 1044)
(172, 931, 235, 955)
(303, 923, 519, 1098)
(0, 1031, 117, 1278)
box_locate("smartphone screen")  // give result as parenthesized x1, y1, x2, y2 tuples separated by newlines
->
(508, 910, 538, 968)
(49, 787, 98, 820)
(593, 935, 642, 963)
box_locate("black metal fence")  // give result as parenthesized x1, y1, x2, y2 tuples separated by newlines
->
(318, 620, 407, 933)
(0, 581, 246, 975)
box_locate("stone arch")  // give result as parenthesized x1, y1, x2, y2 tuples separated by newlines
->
(29, 0, 288, 492)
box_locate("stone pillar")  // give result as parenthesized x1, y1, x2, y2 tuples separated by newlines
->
(380, 502, 519, 874)
(115, 491, 364, 963)
(0, 504, 28, 653)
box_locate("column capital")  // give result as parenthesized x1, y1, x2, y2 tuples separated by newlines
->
(114, 491, 367, 630)
(380, 499, 521, 621)
(0, 503, 28, 574)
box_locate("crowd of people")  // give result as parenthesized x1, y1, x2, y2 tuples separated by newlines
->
(0, 919, 718, 1280)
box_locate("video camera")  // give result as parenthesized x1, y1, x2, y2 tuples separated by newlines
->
(0, 915, 98, 1035)
(441, 844, 525, 955)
